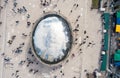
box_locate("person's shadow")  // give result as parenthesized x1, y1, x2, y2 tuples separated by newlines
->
(25, 45, 60, 78)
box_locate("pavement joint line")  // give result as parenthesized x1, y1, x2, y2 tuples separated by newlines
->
(80, 0, 88, 77)
(1, 2, 7, 78)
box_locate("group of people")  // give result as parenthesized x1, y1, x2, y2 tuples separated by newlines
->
(0, 0, 92, 78)
(40, 0, 51, 7)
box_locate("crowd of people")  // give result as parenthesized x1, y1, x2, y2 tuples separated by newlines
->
(0, 0, 98, 78)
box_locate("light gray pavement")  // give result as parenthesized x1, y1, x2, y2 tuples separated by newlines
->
(0, 0, 8, 78)
(0, 0, 102, 78)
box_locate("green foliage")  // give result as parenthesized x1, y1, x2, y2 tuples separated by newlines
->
(92, 0, 99, 9)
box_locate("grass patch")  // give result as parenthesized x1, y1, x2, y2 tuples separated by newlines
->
(92, 0, 99, 9)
